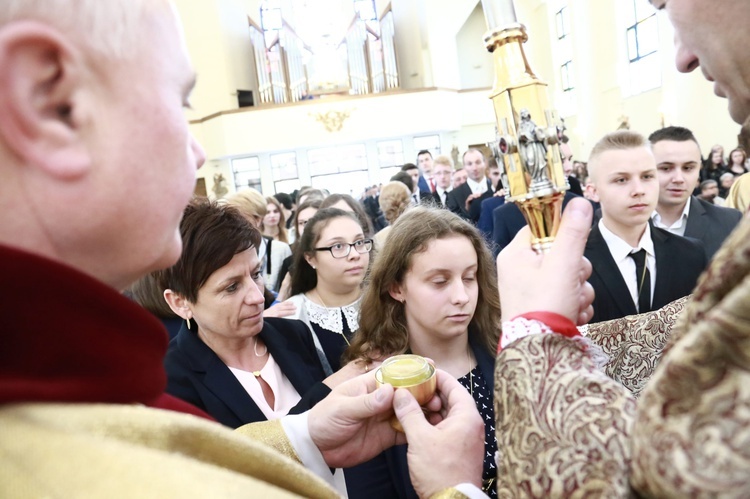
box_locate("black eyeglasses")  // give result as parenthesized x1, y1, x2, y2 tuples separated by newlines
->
(314, 239, 373, 259)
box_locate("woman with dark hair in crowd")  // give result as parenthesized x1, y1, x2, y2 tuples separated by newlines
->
(262, 196, 289, 243)
(702, 145, 728, 183)
(286, 208, 373, 375)
(345, 206, 501, 498)
(276, 198, 322, 300)
(728, 147, 748, 176)
(272, 192, 294, 230)
(160, 199, 360, 429)
(320, 193, 374, 238)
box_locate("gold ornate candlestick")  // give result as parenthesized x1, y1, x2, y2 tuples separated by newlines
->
(481, 2, 568, 253)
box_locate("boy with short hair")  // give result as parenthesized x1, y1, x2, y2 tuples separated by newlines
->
(584, 131, 705, 323)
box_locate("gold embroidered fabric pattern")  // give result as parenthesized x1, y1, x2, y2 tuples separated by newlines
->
(0, 403, 338, 499)
(584, 295, 689, 398)
(494, 334, 635, 498)
(492, 169, 750, 497)
(632, 214, 750, 497)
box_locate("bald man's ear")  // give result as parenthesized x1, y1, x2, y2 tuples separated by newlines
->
(0, 21, 90, 179)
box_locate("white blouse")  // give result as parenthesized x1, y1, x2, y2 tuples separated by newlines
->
(228, 354, 302, 420)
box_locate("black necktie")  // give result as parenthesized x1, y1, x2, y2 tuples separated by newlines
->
(629, 249, 651, 313)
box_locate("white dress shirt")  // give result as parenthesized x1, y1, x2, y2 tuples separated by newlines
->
(228, 354, 302, 420)
(598, 220, 656, 311)
(466, 176, 489, 196)
(651, 199, 691, 236)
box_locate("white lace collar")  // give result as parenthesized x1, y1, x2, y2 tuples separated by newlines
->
(303, 294, 361, 335)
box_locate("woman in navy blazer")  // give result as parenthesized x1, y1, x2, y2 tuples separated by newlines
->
(164, 317, 330, 428)
(160, 199, 358, 429)
(346, 207, 502, 498)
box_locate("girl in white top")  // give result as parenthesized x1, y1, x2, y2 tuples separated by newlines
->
(286, 208, 373, 375)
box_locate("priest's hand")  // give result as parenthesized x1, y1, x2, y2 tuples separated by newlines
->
(394, 369, 484, 498)
(497, 197, 595, 325)
(308, 371, 406, 468)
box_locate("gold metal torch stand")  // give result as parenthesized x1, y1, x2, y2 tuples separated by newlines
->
(483, 13, 568, 253)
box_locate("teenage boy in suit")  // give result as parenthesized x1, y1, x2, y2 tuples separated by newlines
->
(583, 130, 705, 323)
(648, 126, 742, 260)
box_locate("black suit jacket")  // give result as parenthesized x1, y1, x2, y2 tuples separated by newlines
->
(164, 317, 330, 429)
(421, 190, 451, 208)
(585, 223, 706, 324)
(363, 195, 387, 232)
(683, 196, 742, 261)
(446, 179, 493, 223)
(568, 176, 583, 196)
(491, 191, 585, 257)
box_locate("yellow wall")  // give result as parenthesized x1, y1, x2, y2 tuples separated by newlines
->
(519, 0, 738, 159)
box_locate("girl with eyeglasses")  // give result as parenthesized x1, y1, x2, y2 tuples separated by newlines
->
(286, 208, 373, 375)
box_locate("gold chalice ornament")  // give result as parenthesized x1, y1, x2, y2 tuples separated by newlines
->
(375, 354, 437, 432)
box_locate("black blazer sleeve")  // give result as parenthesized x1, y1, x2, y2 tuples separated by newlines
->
(445, 186, 465, 217)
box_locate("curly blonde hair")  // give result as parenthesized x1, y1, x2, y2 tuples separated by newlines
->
(225, 188, 267, 226)
(378, 181, 411, 224)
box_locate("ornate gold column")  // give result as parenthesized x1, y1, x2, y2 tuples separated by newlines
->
(482, 1, 567, 253)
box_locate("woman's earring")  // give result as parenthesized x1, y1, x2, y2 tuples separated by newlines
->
(186, 317, 191, 329)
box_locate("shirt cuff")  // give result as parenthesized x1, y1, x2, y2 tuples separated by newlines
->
(498, 312, 580, 352)
(454, 483, 489, 498)
(280, 413, 348, 496)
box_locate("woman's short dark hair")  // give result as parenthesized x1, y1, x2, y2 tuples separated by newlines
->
(320, 193, 374, 237)
(290, 207, 363, 296)
(273, 192, 293, 210)
(390, 171, 414, 193)
(161, 198, 261, 303)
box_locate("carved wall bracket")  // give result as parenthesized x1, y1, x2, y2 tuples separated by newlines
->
(309, 109, 353, 132)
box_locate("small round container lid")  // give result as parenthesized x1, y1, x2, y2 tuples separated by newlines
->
(379, 354, 434, 387)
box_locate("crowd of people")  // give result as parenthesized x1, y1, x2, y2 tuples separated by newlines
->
(4, 0, 750, 498)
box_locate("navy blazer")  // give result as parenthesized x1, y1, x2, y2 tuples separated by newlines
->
(683, 196, 742, 261)
(477, 195, 506, 242)
(585, 223, 706, 324)
(164, 317, 330, 429)
(446, 179, 494, 224)
(417, 175, 431, 195)
(384, 337, 497, 499)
